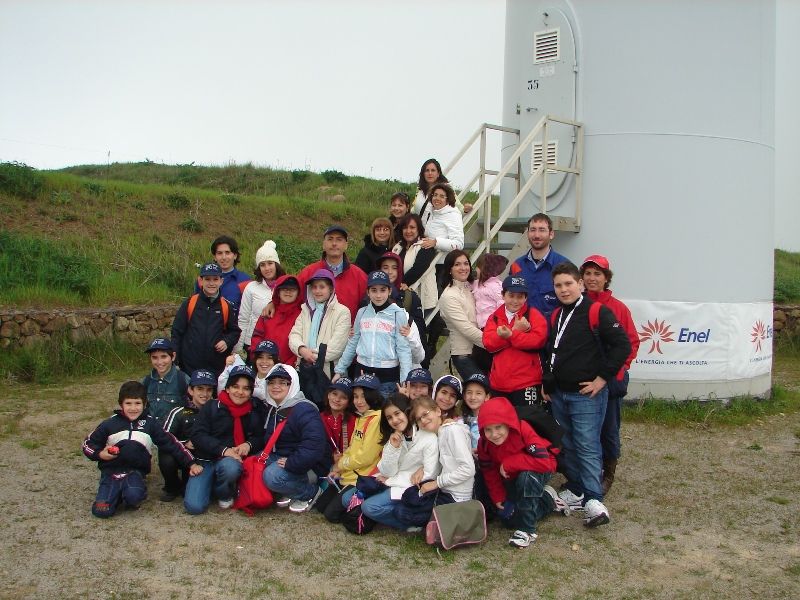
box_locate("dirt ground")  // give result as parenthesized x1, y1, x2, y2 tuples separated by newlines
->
(0, 374, 798, 600)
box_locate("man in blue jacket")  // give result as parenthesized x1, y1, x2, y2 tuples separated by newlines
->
(509, 213, 570, 317)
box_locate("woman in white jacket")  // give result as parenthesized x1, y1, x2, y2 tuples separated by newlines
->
(393, 213, 438, 314)
(419, 183, 464, 261)
(361, 394, 440, 530)
(236, 240, 284, 353)
(288, 268, 351, 379)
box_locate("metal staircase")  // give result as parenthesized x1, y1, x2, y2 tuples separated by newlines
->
(426, 114, 585, 378)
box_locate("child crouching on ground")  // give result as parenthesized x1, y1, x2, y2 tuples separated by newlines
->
(158, 369, 216, 502)
(477, 396, 559, 548)
(82, 381, 201, 518)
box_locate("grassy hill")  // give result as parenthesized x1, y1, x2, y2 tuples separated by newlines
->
(0, 161, 413, 307)
(0, 160, 798, 308)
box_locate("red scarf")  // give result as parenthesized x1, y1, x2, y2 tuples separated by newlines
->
(218, 390, 253, 447)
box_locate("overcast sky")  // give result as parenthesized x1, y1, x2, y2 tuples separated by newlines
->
(0, 0, 505, 184)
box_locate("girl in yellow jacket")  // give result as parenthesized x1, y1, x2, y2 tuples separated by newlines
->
(321, 374, 384, 522)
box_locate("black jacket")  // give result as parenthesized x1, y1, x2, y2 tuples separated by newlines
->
(82, 410, 194, 474)
(354, 234, 390, 275)
(543, 295, 631, 393)
(171, 292, 241, 376)
(162, 404, 200, 444)
(190, 399, 266, 461)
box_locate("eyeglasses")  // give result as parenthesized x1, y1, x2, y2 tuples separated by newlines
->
(416, 410, 433, 424)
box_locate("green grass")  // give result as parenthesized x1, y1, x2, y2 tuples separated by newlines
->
(623, 383, 800, 427)
(775, 249, 800, 303)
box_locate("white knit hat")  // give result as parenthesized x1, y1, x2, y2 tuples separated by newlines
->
(255, 240, 280, 266)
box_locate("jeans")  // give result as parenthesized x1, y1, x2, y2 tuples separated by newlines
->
(451, 354, 482, 380)
(549, 387, 608, 503)
(379, 381, 398, 401)
(262, 456, 317, 501)
(183, 457, 242, 515)
(92, 470, 147, 518)
(501, 471, 553, 534)
(360, 488, 405, 530)
(601, 394, 623, 462)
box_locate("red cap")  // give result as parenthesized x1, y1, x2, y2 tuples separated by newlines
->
(581, 254, 610, 270)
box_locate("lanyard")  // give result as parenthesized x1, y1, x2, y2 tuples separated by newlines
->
(551, 296, 583, 367)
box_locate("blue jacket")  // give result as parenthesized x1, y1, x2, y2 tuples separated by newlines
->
(510, 247, 570, 317)
(82, 410, 194, 474)
(262, 365, 332, 477)
(335, 301, 412, 381)
(141, 365, 190, 423)
(194, 268, 251, 308)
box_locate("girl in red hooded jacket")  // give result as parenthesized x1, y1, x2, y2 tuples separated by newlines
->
(477, 396, 562, 549)
(249, 275, 303, 364)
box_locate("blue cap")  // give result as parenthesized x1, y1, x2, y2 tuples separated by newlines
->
(405, 368, 433, 385)
(328, 377, 353, 395)
(190, 369, 217, 387)
(254, 340, 280, 357)
(323, 225, 348, 239)
(464, 373, 491, 391)
(367, 271, 391, 288)
(436, 375, 463, 398)
(265, 364, 292, 381)
(200, 262, 223, 277)
(144, 338, 174, 353)
(227, 365, 255, 384)
(502, 275, 528, 294)
(353, 373, 381, 391)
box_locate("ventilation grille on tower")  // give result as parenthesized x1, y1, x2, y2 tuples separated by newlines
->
(531, 141, 558, 175)
(533, 28, 560, 63)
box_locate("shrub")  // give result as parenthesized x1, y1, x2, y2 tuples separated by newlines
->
(165, 193, 190, 210)
(83, 182, 105, 196)
(291, 169, 311, 183)
(321, 169, 349, 185)
(51, 191, 72, 206)
(180, 217, 204, 232)
(0, 161, 43, 198)
(221, 193, 242, 206)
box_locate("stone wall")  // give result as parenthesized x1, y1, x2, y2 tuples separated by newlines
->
(0, 305, 180, 349)
(1, 303, 798, 350)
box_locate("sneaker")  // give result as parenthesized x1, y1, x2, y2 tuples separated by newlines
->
(405, 526, 423, 533)
(275, 496, 292, 508)
(583, 499, 610, 527)
(217, 498, 234, 510)
(288, 486, 323, 513)
(508, 530, 537, 548)
(545, 485, 571, 515)
(558, 488, 585, 511)
(159, 492, 178, 503)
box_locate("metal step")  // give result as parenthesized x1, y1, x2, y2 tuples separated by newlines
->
(464, 242, 516, 252)
(473, 215, 580, 233)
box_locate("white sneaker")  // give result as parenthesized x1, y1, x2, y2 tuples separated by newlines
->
(558, 488, 585, 511)
(583, 499, 610, 527)
(288, 486, 323, 513)
(275, 496, 292, 508)
(217, 498, 234, 510)
(545, 485, 571, 515)
(508, 530, 537, 548)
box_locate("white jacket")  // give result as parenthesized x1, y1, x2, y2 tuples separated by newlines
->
(435, 421, 475, 502)
(422, 204, 464, 258)
(394, 240, 438, 311)
(378, 427, 440, 500)
(413, 189, 465, 215)
(236, 280, 274, 353)
(439, 281, 484, 356)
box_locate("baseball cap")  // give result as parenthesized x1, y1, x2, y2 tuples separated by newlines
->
(199, 262, 223, 277)
(367, 271, 391, 288)
(190, 369, 217, 387)
(405, 368, 433, 385)
(323, 225, 348, 239)
(353, 373, 381, 391)
(144, 338, 174, 353)
(581, 254, 611, 270)
(502, 275, 528, 294)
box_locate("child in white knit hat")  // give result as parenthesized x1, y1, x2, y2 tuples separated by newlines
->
(236, 240, 286, 354)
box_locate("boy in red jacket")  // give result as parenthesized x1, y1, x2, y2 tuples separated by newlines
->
(477, 396, 561, 548)
(482, 276, 548, 406)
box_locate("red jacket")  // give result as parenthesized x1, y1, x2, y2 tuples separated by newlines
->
(587, 290, 640, 376)
(483, 304, 548, 392)
(477, 397, 557, 505)
(321, 410, 357, 456)
(249, 274, 303, 364)
(298, 257, 367, 323)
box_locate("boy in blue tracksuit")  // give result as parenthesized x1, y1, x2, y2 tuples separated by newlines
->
(140, 337, 190, 423)
(333, 270, 412, 398)
(82, 381, 201, 518)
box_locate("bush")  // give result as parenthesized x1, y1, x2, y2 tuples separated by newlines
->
(180, 217, 204, 232)
(0, 231, 99, 298)
(165, 193, 190, 210)
(83, 182, 105, 196)
(0, 161, 43, 198)
(221, 193, 242, 206)
(775, 249, 800, 303)
(321, 169, 349, 185)
(291, 169, 311, 183)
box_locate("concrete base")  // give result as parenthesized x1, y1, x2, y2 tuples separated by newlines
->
(628, 372, 772, 402)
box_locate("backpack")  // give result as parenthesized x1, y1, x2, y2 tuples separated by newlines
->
(549, 301, 602, 334)
(425, 499, 487, 551)
(186, 293, 230, 328)
(341, 490, 376, 535)
(515, 404, 563, 455)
